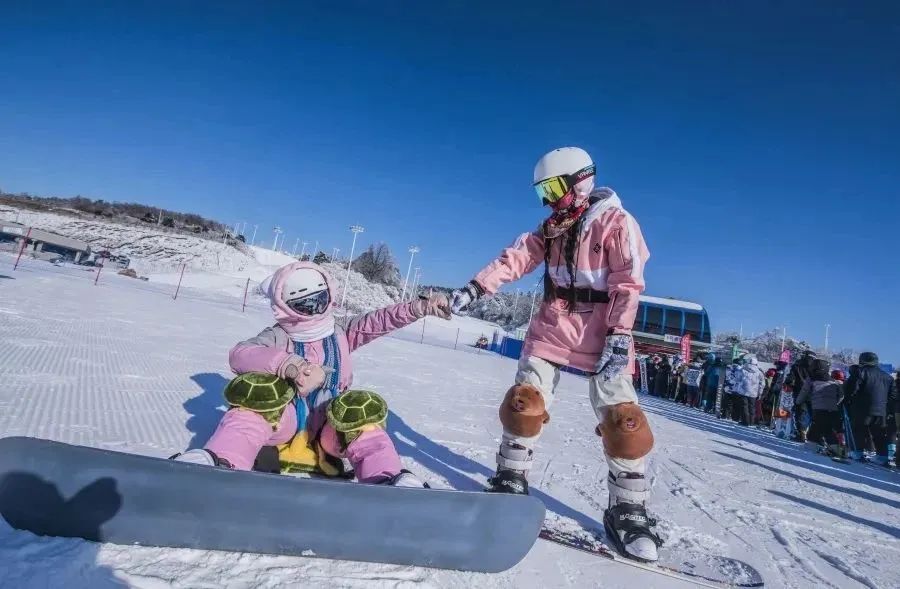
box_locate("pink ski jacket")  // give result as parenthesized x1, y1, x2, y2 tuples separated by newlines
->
(473, 189, 650, 372)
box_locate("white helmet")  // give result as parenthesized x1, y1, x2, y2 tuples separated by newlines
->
(743, 354, 758, 365)
(533, 147, 595, 197)
(281, 267, 328, 304)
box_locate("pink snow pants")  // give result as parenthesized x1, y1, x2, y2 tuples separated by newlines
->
(204, 401, 403, 483)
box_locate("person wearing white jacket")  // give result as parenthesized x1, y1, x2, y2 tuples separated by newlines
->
(736, 355, 766, 426)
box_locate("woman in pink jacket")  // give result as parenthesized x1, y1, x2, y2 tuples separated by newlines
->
(450, 147, 661, 562)
(173, 261, 450, 487)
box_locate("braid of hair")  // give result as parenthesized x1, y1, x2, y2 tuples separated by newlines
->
(542, 232, 556, 303)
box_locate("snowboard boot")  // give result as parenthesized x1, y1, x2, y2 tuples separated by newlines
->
(486, 468, 529, 495)
(381, 469, 430, 488)
(603, 472, 662, 563)
(170, 448, 233, 469)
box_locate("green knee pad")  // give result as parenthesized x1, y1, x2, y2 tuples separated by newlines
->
(326, 390, 388, 447)
(224, 372, 295, 427)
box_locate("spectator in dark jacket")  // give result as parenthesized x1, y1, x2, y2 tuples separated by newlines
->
(653, 356, 672, 398)
(701, 354, 720, 413)
(796, 359, 843, 454)
(843, 352, 898, 464)
(787, 351, 816, 442)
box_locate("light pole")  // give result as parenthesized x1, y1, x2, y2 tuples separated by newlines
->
(292, 237, 300, 256)
(241, 221, 247, 236)
(779, 326, 787, 353)
(824, 323, 831, 353)
(529, 283, 540, 322)
(299, 241, 308, 260)
(513, 288, 521, 318)
(272, 226, 282, 250)
(409, 267, 421, 300)
(250, 224, 258, 246)
(340, 225, 365, 308)
(401, 246, 420, 300)
(331, 247, 340, 261)
(313, 240, 319, 258)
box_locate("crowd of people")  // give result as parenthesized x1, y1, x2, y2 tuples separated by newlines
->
(638, 349, 899, 466)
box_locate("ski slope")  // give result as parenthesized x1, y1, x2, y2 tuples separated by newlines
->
(0, 257, 897, 589)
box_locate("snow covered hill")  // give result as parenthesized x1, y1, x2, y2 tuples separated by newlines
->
(1, 256, 897, 589)
(0, 205, 426, 317)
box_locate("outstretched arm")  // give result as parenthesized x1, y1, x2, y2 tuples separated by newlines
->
(472, 229, 546, 295)
(344, 300, 424, 352)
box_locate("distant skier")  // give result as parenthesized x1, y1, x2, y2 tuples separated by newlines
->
(449, 147, 661, 562)
(842, 351, 897, 464)
(794, 359, 843, 455)
(786, 350, 816, 441)
(172, 261, 451, 486)
(735, 355, 765, 426)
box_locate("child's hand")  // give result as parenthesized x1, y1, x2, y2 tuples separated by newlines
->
(278, 355, 332, 396)
(412, 293, 452, 320)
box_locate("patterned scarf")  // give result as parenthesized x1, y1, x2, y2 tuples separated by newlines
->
(293, 332, 342, 437)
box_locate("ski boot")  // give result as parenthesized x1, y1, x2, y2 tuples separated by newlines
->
(170, 448, 233, 468)
(603, 472, 662, 563)
(381, 469, 430, 488)
(486, 468, 529, 495)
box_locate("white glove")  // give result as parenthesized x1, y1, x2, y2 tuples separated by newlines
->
(595, 334, 632, 382)
(450, 282, 483, 315)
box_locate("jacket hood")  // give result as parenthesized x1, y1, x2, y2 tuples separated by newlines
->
(266, 262, 338, 339)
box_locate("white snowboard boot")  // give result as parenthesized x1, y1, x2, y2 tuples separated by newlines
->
(170, 449, 232, 468)
(603, 472, 662, 563)
(384, 469, 430, 489)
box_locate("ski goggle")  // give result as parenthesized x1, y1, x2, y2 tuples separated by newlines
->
(533, 164, 596, 205)
(285, 289, 330, 316)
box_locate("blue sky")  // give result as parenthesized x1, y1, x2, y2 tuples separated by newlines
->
(1, 2, 898, 362)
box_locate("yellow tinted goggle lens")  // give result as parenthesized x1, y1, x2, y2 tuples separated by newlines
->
(534, 176, 570, 203)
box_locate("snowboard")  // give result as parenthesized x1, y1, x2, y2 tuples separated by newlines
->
(772, 390, 794, 439)
(0, 436, 545, 573)
(540, 524, 765, 588)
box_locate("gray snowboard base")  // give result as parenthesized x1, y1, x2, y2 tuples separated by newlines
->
(0, 436, 545, 573)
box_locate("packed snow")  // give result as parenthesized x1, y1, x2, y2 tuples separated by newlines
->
(0, 256, 897, 589)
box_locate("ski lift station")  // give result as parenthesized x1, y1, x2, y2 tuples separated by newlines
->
(0, 221, 91, 263)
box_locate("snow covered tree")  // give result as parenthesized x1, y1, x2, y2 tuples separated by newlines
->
(352, 243, 401, 287)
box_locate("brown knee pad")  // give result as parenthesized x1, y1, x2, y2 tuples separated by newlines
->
(499, 384, 550, 437)
(597, 403, 654, 460)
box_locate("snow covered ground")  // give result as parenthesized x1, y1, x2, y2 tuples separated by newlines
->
(1, 257, 897, 589)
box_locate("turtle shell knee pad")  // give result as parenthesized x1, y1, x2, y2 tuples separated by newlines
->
(499, 384, 550, 437)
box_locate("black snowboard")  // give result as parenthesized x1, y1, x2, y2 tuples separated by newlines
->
(0, 436, 545, 572)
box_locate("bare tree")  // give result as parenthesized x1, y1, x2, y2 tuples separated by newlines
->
(352, 243, 401, 287)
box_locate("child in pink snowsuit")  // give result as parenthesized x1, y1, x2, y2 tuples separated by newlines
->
(176, 261, 450, 486)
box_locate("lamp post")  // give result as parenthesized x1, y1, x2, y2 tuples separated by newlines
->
(340, 225, 365, 308)
(250, 224, 258, 246)
(824, 323, 831, 353)
(272, 226, 282, 250)
(299, 241, 308, 260)
(292, 237, 300, 256)
(409, 267, 421, 300)
(528, 281, 541, 322)
(401, 246, 420, 301)
(331, 247, 340, 261)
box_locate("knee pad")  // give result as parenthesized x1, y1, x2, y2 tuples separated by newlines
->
(597, 403, 654, 460)
(499, 384, 550, 437)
